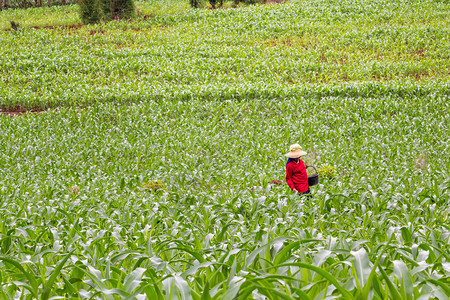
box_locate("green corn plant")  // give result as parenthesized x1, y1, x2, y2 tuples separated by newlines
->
(0, 0, 450, 298)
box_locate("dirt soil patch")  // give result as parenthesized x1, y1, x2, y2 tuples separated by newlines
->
(265, 0, 289, 4)
(0, 107, 47, 117)
(5, 23, 83, 32)
(269, 179, 283, 185)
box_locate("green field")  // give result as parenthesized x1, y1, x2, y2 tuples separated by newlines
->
(1, 0, 450, 298)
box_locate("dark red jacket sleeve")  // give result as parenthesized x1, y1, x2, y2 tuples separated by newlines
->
(286, 163, 295, 191)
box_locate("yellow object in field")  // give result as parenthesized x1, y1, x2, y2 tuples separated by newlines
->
(317, 165, 337, 179)
(142, 180, 166, 192)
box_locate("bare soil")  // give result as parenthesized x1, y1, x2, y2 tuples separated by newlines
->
(0, 108, 46, 117)
(265, 0, 289, 4)
(5, 23, 83, 32)
(269, 179, 283, 185)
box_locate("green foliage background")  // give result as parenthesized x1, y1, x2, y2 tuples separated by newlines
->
(1, 0, 450, 110)
(78, 0, 136, 24)
(0, 0, 449, 298)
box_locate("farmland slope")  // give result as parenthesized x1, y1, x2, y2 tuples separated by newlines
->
(0, 0, 449, 298)
(1, 0, 450, 110)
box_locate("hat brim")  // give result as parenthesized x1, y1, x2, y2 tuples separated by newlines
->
(284, 150, 307, 158)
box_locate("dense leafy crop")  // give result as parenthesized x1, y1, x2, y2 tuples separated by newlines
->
(1, 97, 449, 298)
(0, 0, 449, 298)
(1, 0, 450, 110)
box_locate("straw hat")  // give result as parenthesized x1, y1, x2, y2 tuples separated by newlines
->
(284, 144, 307, 158)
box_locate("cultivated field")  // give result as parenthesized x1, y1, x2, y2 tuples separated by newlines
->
(0, 0, 449, 298)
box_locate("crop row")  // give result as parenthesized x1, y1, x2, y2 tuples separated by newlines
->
(1, 0, 450, 110)
(0, 0, 449, 298)
(0, 96, 449, 297)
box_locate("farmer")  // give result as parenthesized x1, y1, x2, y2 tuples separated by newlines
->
(285, 144, 310, 196)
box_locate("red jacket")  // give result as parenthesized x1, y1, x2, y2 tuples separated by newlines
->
(286, 160, 309, 193)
